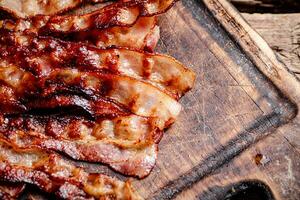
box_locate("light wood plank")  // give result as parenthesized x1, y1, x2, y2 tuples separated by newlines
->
(241, 13, 300, 78)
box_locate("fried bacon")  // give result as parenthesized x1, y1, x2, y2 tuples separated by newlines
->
(0, 26, 185, 178)
(0, 0, 109, 19)
(0, 65, 182, 126)
(0, 141, 142, 199)
(0, 67, 166, 178)
(0, 0, 177, 36)
(0, 0, 193, 195)
(0, 67, 172, 178)
(69, 16, 160, 51)
(40, 0, 177, 34)
(0, 182, 26, 200)
(0, 31, 195, 99)
(1, 14, 160, 51)
(0, 113, 162, 177)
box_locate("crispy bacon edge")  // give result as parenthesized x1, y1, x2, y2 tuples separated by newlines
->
(0, 140, 142, 199)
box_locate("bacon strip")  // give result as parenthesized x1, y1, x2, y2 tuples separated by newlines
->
(1, 14, 160, 51)
(69, 16, 160, 51)
(0, 113, 161, 177)
(0, 0, 177, 36)
(0, 0, 109, 19)
(0, 141, 142, 199)
(40, 0, 177, 34)
(0, 31, 195, 99)
(45, 71, 182, 125)
(0, 65, 182, 126)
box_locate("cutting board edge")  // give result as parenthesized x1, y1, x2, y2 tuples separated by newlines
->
(202, 1, 300, 199)
(203, 0, 300, 110)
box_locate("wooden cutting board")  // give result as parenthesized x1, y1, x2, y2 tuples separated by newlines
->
(18, 0, 300, 199)
(129, 0, 299, 199)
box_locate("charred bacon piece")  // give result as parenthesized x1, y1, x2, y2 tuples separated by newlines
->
(0, 141, 142, 199)
(0, 31, 195, 99)
(0, 0, 177, 35)
(0, 0, 109, 19)
(0, 113, 162, 177)
(26, 94, 129, 118)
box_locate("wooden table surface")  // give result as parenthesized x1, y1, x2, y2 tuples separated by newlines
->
(229, 0, 300, 79)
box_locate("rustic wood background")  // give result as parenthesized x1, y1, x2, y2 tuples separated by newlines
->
(229, 0, 300, 79)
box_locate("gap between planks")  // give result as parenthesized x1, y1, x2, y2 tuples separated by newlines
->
(229, 0, 300, 13)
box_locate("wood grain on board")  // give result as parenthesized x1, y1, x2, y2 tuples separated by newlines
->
(134, 0, 299, 199)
